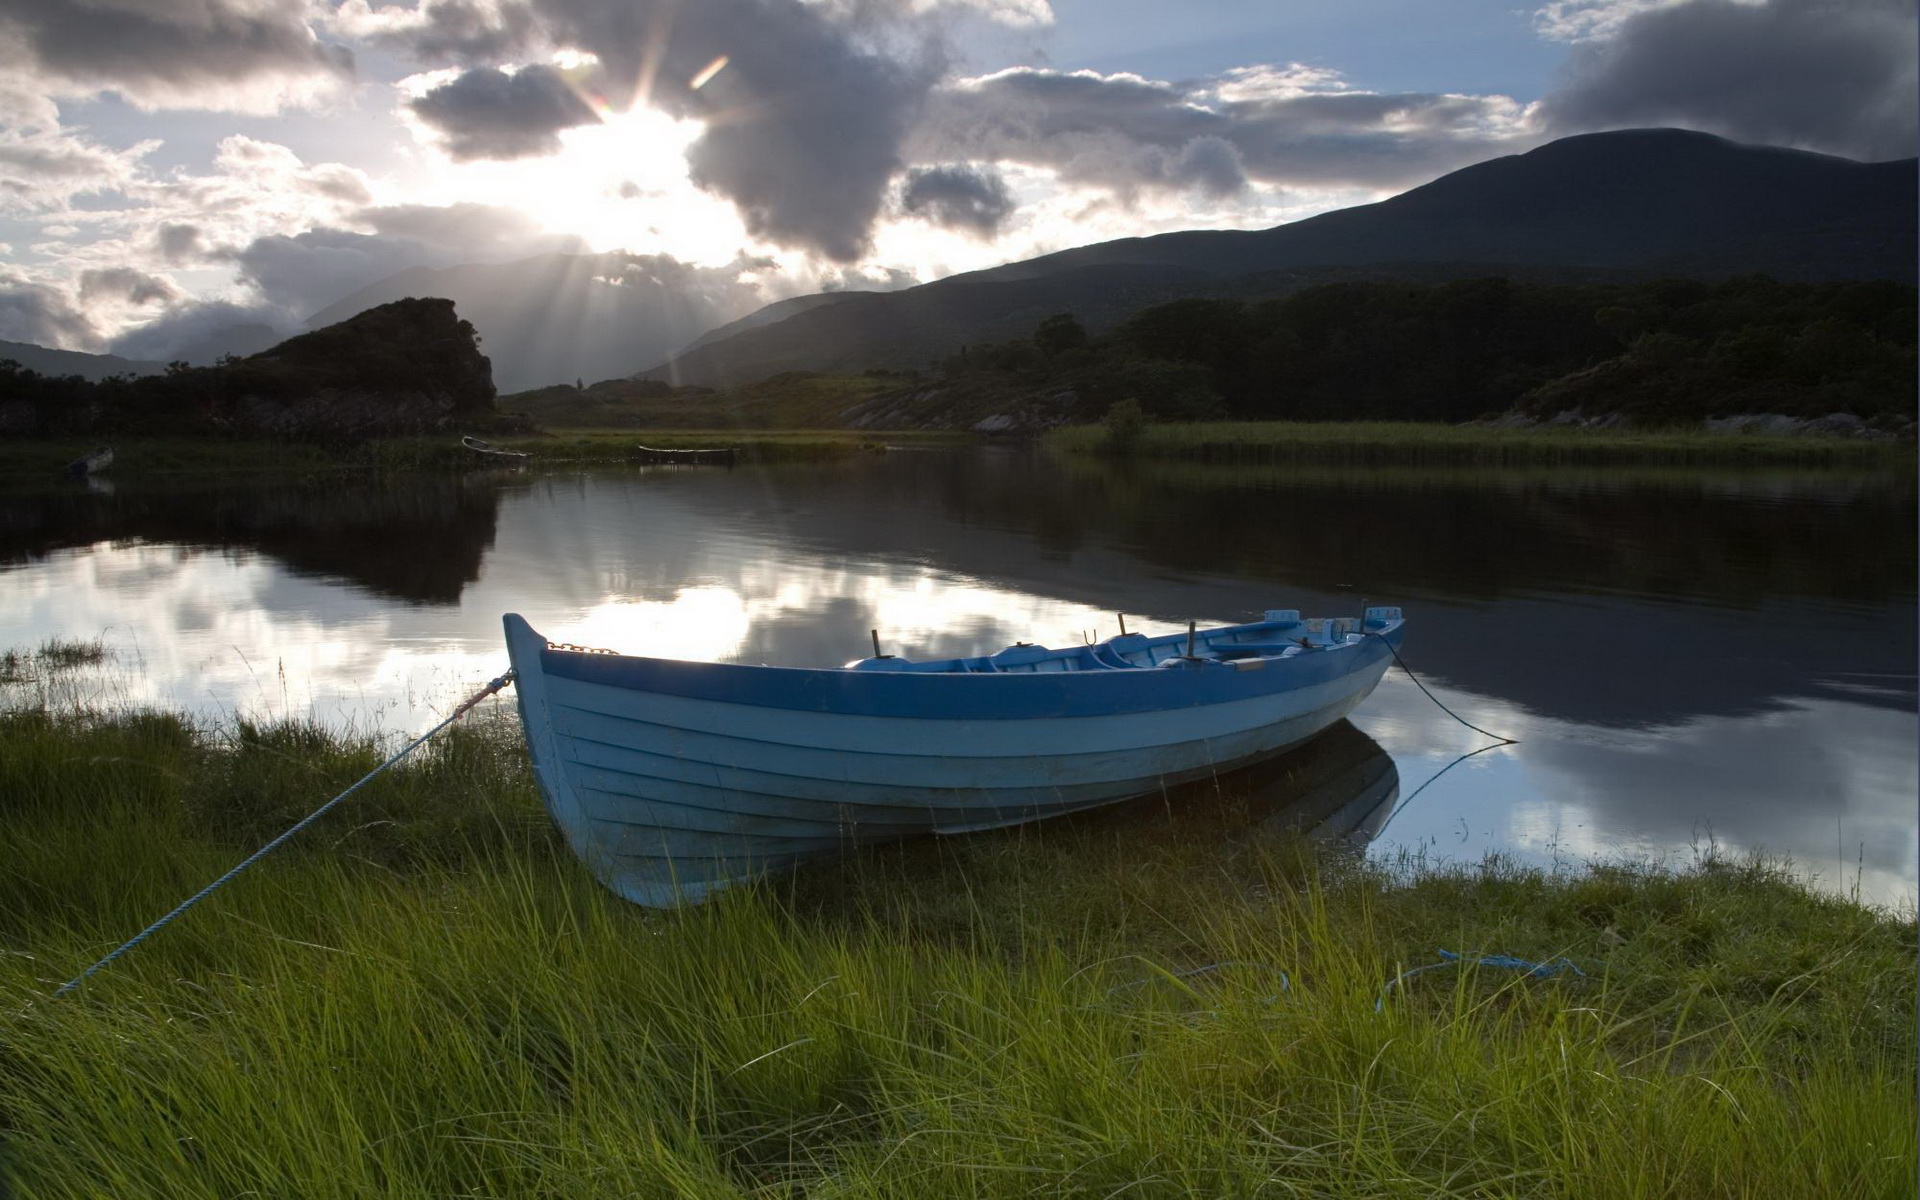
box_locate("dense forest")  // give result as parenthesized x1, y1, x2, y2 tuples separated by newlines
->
(939, 276, 1917, 426)
(0, 299, 496, 438)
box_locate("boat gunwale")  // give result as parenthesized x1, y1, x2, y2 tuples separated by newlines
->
(521, 614, 1404, 722)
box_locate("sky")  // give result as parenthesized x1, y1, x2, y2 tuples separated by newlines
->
(0, 0, 1913, 360)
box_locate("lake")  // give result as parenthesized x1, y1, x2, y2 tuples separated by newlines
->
(4, 448, 1914, 906)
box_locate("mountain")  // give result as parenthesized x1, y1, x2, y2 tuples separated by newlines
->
(0, 340, 167, 381)
(664, 291, 862, 360)
(645, 129, 1917, 387)
(306, 253, 759, 392)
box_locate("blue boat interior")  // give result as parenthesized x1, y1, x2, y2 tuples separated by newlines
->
(848, 608, 1404, 674)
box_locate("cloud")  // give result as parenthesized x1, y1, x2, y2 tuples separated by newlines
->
(332, 0, 542, 67)
(1537, 0, 1918, 161)
(1534, 0, 1688, 41)
(900, 164, 1016, 236)
(231, 202, 578, 315)
(0, 127, 157, 213)
(105, 299, 292, 363)
(368, 0, 953, 262)
(563, 0, 943, 263)
(233, 229, 446, 316)
(79, 266, 181, 306)
(0, 273, 100, 349)
(910, 65, 1537, 201)
(0, 0, 353, 113)
(359, 200, 565, 253)
(154, 222, 210, 265)
(410, 63, 601, 160)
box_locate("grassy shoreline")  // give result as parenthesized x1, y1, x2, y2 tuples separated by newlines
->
(0, 430, 964, 479)
(1049, 420, 1917, 468)
(3, 652, 1913, 1197)
(2, 420, 1911, 480)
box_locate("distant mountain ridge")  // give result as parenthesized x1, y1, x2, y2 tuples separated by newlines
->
(0, 340, 167, 381)
(644, 129, 1917, 387)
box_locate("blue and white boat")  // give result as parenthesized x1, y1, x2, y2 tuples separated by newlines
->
(503, 606, 1405, 906)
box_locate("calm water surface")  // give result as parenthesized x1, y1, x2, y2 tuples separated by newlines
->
(5, 450, 1914, 905)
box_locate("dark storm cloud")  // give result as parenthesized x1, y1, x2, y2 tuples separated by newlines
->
(410, 63, 600, 160)
(379, 0, 946, 262)
(79, 266, 181, 306)
(546, 0, 942, 262)
(910, 67, 1532, 199)
(0, 278, 98, 348)
(356, 0, 543, 66)
(0, 0, 352, 108)
(1538, 0, 1918, 161)
(154, 223, 207, 265)
(900, 164, 1016, 235)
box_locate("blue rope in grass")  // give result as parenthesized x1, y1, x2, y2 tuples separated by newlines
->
(53, 670, 516, 998)
(1375, 948, 1587, 1012)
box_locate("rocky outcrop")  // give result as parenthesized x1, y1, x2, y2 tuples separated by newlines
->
(212, 298, 495, 436)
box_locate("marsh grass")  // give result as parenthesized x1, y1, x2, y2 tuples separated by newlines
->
(1, 690, 1913, 1198)
(1049, 420, 1916, 469)
(0, 431, 961, 482)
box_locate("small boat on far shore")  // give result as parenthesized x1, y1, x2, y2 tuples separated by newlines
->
(65, 446, 112, 477)
(503, 605, 1405, 907)
(633, 444, 737, 466)
(462, 435, 530, 461)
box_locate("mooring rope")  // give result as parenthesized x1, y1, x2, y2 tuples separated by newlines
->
(53, 669, 516, 998)
(1365, 630, 1518, 744)
(1375, 948, 1586, 1011)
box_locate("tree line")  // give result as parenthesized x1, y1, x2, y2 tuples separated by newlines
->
(939, 275, 1916, 425)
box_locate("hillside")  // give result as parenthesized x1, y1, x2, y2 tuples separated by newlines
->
(538, 275, 1916, 434)
(0, 298, 497, 438)
(646, 129, 1917, 388)
(0, 340, 167, 382)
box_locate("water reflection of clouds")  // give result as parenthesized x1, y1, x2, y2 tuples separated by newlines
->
(4, 468, 1913, 909)
(2, 492, 1196, 739)
(1358, 675, 1917, 908)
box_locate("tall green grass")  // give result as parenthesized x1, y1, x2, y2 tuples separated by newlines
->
(1049, 420, 1917, 469)
(2, 662, 1913, 1197)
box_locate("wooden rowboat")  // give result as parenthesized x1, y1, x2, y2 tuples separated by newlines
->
(65, 446, 113, 477)
(503, 606, 1404, 906)
(632, 444, 736, 466)
(462, 435, 529, 461)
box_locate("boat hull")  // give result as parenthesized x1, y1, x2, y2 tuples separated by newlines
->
(504, 612, 1398, 906)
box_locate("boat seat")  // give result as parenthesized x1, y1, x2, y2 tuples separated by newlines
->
(1207, 640, 1314, 657)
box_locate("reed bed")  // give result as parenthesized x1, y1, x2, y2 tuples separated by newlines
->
(0, 430, 957, 481)
(2, 651, 1913, 1198)
(1048, 420, 1915, 469)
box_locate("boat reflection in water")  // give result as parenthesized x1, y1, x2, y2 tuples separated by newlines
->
(1082, 718, 1399, 848)
(794, 720, 1402, 902)
(1232, 719, 1399, 845)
